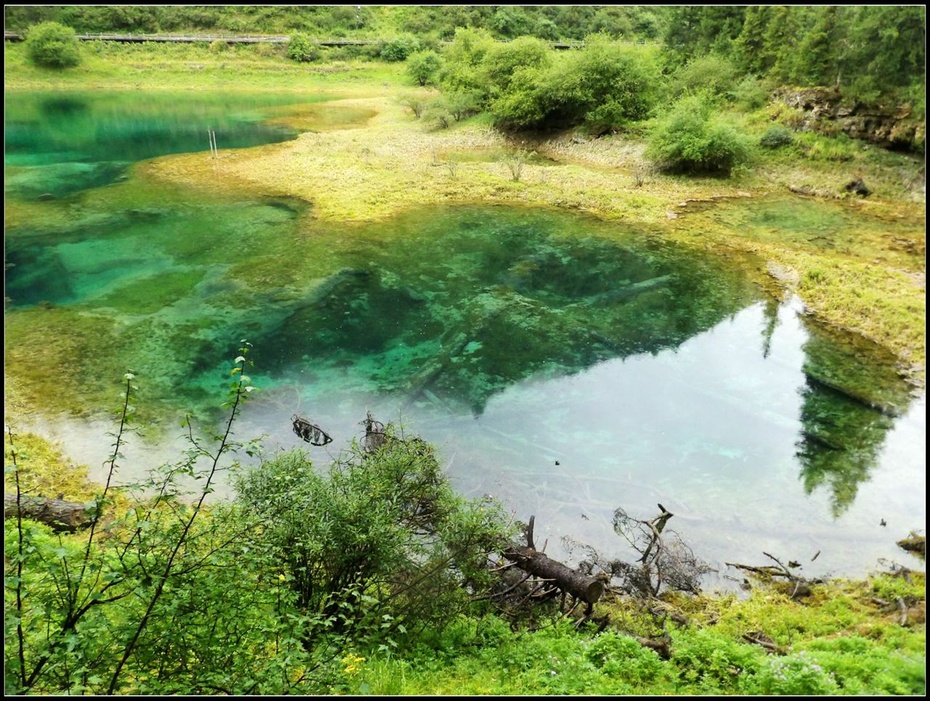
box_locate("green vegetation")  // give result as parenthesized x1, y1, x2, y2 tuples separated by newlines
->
(235, 427, 515, 643)
(23, 21, 81, 68)
(646, 94, 755, 176)
(5, 6, 923, 114)
(405, 49, 441, 86)
(3, 6, 926, 695)
(286, 32, 320, 64)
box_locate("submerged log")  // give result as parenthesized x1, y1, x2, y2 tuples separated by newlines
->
(4, 494, 95, 532)
(584, 274, 673, 306)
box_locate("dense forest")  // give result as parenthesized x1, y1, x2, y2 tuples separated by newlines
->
(4, 5, 926, 696)
(5, 4, 926, 114)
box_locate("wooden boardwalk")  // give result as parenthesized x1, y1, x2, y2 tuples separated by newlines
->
(3, 31, 586, 49)
(4, 31, 364, 45)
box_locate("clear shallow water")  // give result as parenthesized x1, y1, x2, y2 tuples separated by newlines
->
(4, 90, 322, 198)
(4, 90, 925, 589)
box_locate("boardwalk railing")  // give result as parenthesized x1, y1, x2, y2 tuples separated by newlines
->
(4, 31, 588, 49)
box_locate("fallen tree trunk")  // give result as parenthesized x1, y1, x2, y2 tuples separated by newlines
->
(502, 516, 608, 610)
(503, 546, 608, 605)
(4, 494, 95, 532)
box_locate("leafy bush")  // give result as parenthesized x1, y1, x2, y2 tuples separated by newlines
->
(481, 35, 552, 96)
(399, 93, 428, 119)
(424, 101, 453, 129)
(234, 424, 515, 644)
(646, 95, 755, 176)
(728, 75, 770, 110)
(759, 124, 795, 149)
(667, 53, 740, 102)
(489, 35, 660, 132)
(380, 34, 421, 62)
(438, 27, 496, 96)
(488, 66, 549, 130)
(24, 21, 81, 68)
(288, 32, 320, 63)
(406, 49, 442, 86)
(445, 90, 484, 121)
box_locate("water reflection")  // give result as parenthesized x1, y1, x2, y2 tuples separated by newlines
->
(4, 90, 313, 197)
(795, 316, 915, 517)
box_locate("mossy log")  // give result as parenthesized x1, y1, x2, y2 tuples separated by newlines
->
(4, 494, 95, 532)
(576, 274, 673, 307)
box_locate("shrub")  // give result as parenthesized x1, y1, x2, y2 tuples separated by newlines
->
(445, 90, 484, 121)
(24, 21, 81, 68)
(288, 32, 320, 63)
(728, 75, 770, 110)
(424, 102, 453, 130)
(482, 36, 553, 95)
(760, 124, 795, 149)
(380, 34, 421, 62)
(437, 27, 496, 97)
(234, 424, 515, 643)
(399, 93, 428, 119)
(646, 95, 755, 176)
(406, 49, 442, 86)
(667, 53, 741, 102)
(490, 35, 660, 132)
(489, 66, 548, 130)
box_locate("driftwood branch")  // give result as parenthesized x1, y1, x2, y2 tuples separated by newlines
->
(743, 631, 785, 655)
(4, 494, 95, 532)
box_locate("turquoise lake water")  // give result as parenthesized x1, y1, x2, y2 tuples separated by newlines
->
(4, 90, 925, 588)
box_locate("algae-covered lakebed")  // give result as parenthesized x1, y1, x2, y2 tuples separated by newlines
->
(4, 89, 925, 587)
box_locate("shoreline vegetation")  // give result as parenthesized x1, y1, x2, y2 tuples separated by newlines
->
(3, 34, 926, 695)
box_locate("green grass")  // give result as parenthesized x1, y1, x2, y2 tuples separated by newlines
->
(332, 578, 925, 695)
(3, 40, 408, 93)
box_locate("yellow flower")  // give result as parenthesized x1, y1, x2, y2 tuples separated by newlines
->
(342, 653, 365, 676)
